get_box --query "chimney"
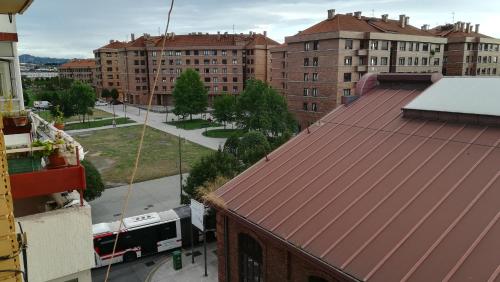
[475,24,480,33]
[466,22,471,33]
[421,24,429,31]
[171,32,175,39]
[263,30,267,37]
[109,40,114,44]
[381,14,388,22]
[130,33,135,41]
[346,12,353,16]
[354,11,362,19]
[460,22,465,32]
[469,25,473,33]
[399,14,406,28]
[405,16,410,26]
[327,9,335,20]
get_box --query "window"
[303,88,310,96]
[304,58,309,66]
[232,59,238,64]
[312,73,318,81]
[467,43,472,51]
[312,88,318,97]
[312,103,317,112]
[205,77,211,82]
[303,103,308,111]
[313,57,318,66]
[313,41,319,50]
[343,89,351,96]
[233,77,238,82]
[415,43,420,51]
[204,59,210,65]
[345,39,353,50]
[344,73,352,82]
[232,50,238,56]
[203,50,210,56]
[422,57,428,66]
[194,59,200,65]
[414,57,419,66]
[379,41,388,50]
[380,57,388,66]
[194,50,199,56]
[399,42,406,51]
[433,58,440,66]
[344,56,352,65]
[232,86,238,93]
[408,57,413,65]
[222,50,227,56]
[0,60,13,97]
[422,43,429,51]
[493,68,497,75]
[370,56,378,66]
[222,59,227,65]
[409,42,414,51]
[186,59,191,65]
[435,44,441,52]
[304,73,309,81]
[399,57,405,65]
[370,40,379,50]
[176,59,182,65]
[304,42,310,51]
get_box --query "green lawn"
[35,108,114,123]
[65,117,135,130]
[202,128,245,138]
[74,125,213,187]
[166,119,221,130]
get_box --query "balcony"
[356,65,368,72]
[356,49,368,56]
[4,111,86,204]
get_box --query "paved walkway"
[90,174,188,224]
[65,122,138,134]
[146,243,218,282]
[96,105,226,150]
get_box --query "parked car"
[34,101,51,109]
[95,100,108,106]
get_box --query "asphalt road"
[92,252,170,282]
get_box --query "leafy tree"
[110,88,119,101]
[82,160,105,201]
[183,150,241,198]
[71,81,96,122]
[101,88,111,100]
[172,69,208,120]
[236,79,296,137]
[223,134,240,157]
[213,93,236,128]
[238,131,271,167]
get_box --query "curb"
[145,255,171,282]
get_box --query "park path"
[95,105,226,150]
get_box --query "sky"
[16,0,500,58]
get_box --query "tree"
[110,88,119,101]
[213,93,236,128]
[82,160,105,201]
[71,81,96,122]
[101,88,110,100]
[183,150,241,198]
[172,69,208,120]
[223,133,240,157]
[238,131,271,167]
[236,79,296,137]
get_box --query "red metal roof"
[216,77,500,281]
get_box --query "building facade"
[270,10,446,129]
[431,22,500,76]
[94,32,279,105]
[59,59,96,84]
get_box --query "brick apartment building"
[59,58,96,84]
[430,22,500,76]
[270,9,447,129]
[212,73,500,282]
[94,32,278,105]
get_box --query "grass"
[166,119,221,130]
[202,128,245,138]
[35,108,114,123]
[65,117,135,130]
[74,125,213,187]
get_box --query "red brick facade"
[215,211,354,282]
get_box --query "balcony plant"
[1,93,30,128]
[32,133,67,169]
[53,106,65,130]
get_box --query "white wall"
[0,14,24,109]
[0,14,17,33]
[16,206,94,282]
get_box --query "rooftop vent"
[327,9,335,19]
[354,11,362,19]
[403,77,500,126]
[381,14,389,22]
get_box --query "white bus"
[92,210,182,267]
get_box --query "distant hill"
[19,54,69,65]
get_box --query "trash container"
[173,250,182,270]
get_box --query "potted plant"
[2,93,30,128]
[53,106,65,130]
[32,133,67,169]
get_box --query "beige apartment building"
[58,58,96,84]
[94,32,279,105]
[271,10,446,129]
[431,22,500,76]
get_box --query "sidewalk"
[96,105,226,150]
[147,243,218,282]
[64,122,138,134]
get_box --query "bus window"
[158,222,177,240]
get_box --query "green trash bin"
[172,250,182,270]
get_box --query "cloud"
[15,0,500,58]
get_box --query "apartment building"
[1,2,94,281]
[271,9,446,129]
[431,22,500,76]
[94,32,279,105]
[58,59,96,84]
